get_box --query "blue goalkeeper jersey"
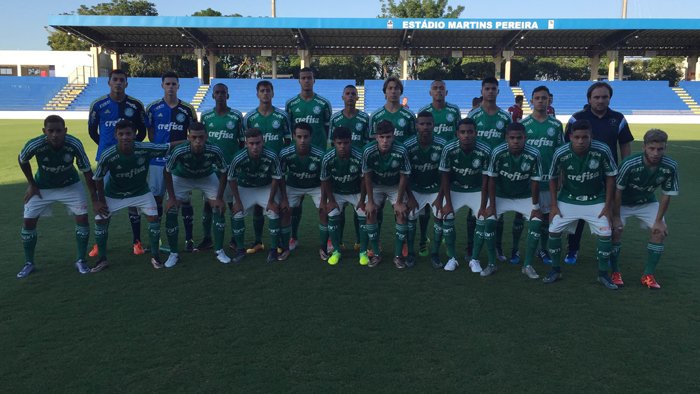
[88,95,147,160]
[146,98,197,166]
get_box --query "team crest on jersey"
[547,127,555,137]
[176,113,186,123]
[521,162,531,172]
[472,158,481,168]
[349,165,358,173]
[124,107,135,117]
[227,121,234,129]
[431,152,440,161]
[398,118,406,127]
[656,176,665,184]
[137,157,145,166]
[446,113,455,122]
[63,154,72,163]
[589,159,599,170]
[116,165,122,170]
[313,106,321,115]
[272,120,281,129]
[391,160,399,168]
[309,163,317,171]
[355,123,364,131]
[496,120,505,129]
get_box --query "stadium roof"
[48,16,700,57]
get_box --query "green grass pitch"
[1,119,699,391]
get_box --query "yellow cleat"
[359,252,369,266]
[328,251,341,265]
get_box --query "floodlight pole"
[271,0,278,78]
[621,0,628,18]
[618,0,628,80]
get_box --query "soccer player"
[320,126,367,265]
[564,82,633,264]
[200,83,244,251]
[163,122,230,268]
[547,93,556,116]
[440,118,491,272]
[244,80,291,255]
[480,123,544,278]
[16,115,96,278]
[403,111,446,267]
[146,71,198,251]
[278,122,325,261]
[92,120,171,272]
[508,95,524,123]
[543,119,619,289]
[369,76,416,142]
[87,69,148,256]
[521,86,564,265]
[612,129,679,289]
[228,128,283,264]
[362,120,412,269]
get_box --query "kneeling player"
[543,120,619,289]
[17,115,96,278]
[92,120,170,272]
[164,122,230,268]
[611,129,679,289]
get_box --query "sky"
[1,0,699,50]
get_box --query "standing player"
[163,122,230,268]
[278,122,325,261]
[403,111,446,267]
[612,129,679,289]
[244,80,291,255]
[146,71,198,251]
[91,120,170,272]
[362,120,412,269]
[228,128,283,264]
[200,83,244,251]
[547,93,556,117]
[16,115,96,278]
[542,120,619,289]
[508,95,524,123]
[87,69,148,256]
[369,76,416,142]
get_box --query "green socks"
[329,214,342,252]
[202,208,213,239]
[292,205,302,239]
[471,218,486,261]
[233,216,246,249]
[213,211,225,251]
[358,216,368,253]
[253,212,264,244]
[366,223,379,254]
[268,218,280,250]
[645,242,664,275]
[484,218,497,265]
[319,224,329,252]
[21,228,37,263]
[75,225,89,261]
[443,218,456,258]
[523,219,542,267]
[597,237,612,272]
[547,234,562,268]
[148,221,161,259]
[394,223,408,257]
[166,208,179,254]
[419,208,430,244]
[407,218,417,256]
[431,219,443,255]
[512,213,525,252]
[610,241,621,272]
[95,221,109,260]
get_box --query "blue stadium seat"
[680,81,700,103]
[0,77,67,111]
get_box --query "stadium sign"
[396,19,549,30]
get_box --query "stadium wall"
[0,50,96,78]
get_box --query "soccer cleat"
[496,248,507,262]
[232,249,246,263]
[597,274,619,290]
[353,242,361,252]
[564,250,578,265]
[319,248,329,261]
[246,242,264,254]
[444,257,459,271]
[393,255,406,269]
[91,258,110,273]
[164,253,179,268]
[611,272,624,286]
[521,264,540,279]
[16,262,35,279]
[328,251,341,266]
[132,240,146,255]
[405,254,416,268]
[289,238,298,251]
[538,249,552,265]
[75,259,90,274]
[327,239,334,254]
[509,249,520,265]
[266,249,279,263]
[402,241,408,258]
[196,237,213,251]
[215,249,231,264]
[431,254,443,269]
[88,244,99,258]
[277,248,291,262]
[641,274,661,289]
[542,269,562,284]
[469,259,483,273]
[150,257,164,269]
[368,254,381,268]
[184,239,196,253]
[480,264,498,277]
[418,239,430,257]
[359,252,369,266]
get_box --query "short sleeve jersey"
[468,106,513,149]
[146,99,198,166]
[522,115,564,188]
[362,141,411,187]
[285,94,333,149]
[565,108,633,164]
[279,145,325,189]
[88,95,147,160]
[616,153,679,206]
[403,135,447,193]
[94,142,169,199]
[329,110,370,150]
[507,105,523,123]
[243,107,291,154]
[549,141,619,205]
[19,134,92,189]
[368,106,416,142]
[165,142,227,179]
[201,107,244,160]
[227,148,282,188]
[320,147,363,195]
[487,143,543,199]
[439,140,491,193]
[417,102,461,141]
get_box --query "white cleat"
[521,264,540,279]
[443,257,459,271]
[164,252,179,268]
[216,249,231,264]
[469,259,483,273]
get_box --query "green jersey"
[549,141,618,205]
[19,134,92,189]
[228,147,282,188]
[320,147,363,195]
[201,107,244,160]
[522,115,564,188]
[487,143,543,199]
[285,93,333,149]
[417,102,461,141]
[166,142,227,179]
[616,153,679,206]
[439,140,491,193]
[329,109,370,150]
[243,107,291,154]
[362,141,411,187]
[403,135,447,193]
[279,145,325,189]
[468,106,512,148]
[368,106,416,142]
[94,142,169,199]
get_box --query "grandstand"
[0,77,67,111]
[68,77,201,110]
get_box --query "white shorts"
[495,197,533,220]
[236,186,280,219]
[620,202,662,230]
[286,185,322,209]
[98,192,158,219]
[449,190,482,215]
[409,191,441,220]
[549,201,611,237]
[222,183,235,204]
[539,190,553,214]
[148,164,165,197]
[24,182,88,218]
[173,173,220,202]
[331,193,366,217]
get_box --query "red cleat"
[641,274,661,289]
[133,240,146,255]
[611,272,624,286]
[88,244,99,257]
